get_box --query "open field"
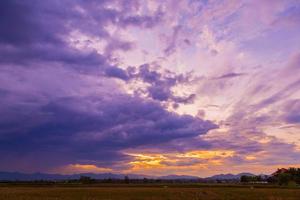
[0,185,299,200]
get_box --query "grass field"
[0,185,300,200]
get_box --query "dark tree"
[124,175,130,184]
[278,173,292,185]
[79,176,95,184]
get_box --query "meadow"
[0,184,299,200]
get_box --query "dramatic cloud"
[0,0,300,176]
[0,0,214,172]
[0,79,216,171]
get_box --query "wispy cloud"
[0,0,300,175]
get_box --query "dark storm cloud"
[0,92,217,170]
[0,0,192,104]
[0,0,63,45]
[0,0,162,44]
[0,0,216,172]
[0,0,162,68]
[0,94,216,149]
[0,44,108,70]
[0,0,105,71]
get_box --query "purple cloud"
[0,0,217,173]
[1,0,300,175]
[215,72,246,79]
[0,90,216,171]
[282,100,300,124]
[127,64,196,104]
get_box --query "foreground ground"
[0,185,299,200]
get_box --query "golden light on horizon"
[56,164,112,175]
[125,150,235,173]
[180,150,235,159]
[245,155,256,161]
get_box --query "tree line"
[241,168,300,185]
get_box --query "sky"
[0,0,300,177]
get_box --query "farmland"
[0,184,299,200]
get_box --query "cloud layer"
[0,0,300,176]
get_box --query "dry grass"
[0,185,299,200]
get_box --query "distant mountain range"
[0,172,152,181]
[204,173,256,180]
[159,174,200,180]
[0,171,260,181]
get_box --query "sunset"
[0,0,300,199]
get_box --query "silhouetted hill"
[0,171,154,181]
[0,171,257,181]
[159,174,200,180]
[206,173,255,180]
